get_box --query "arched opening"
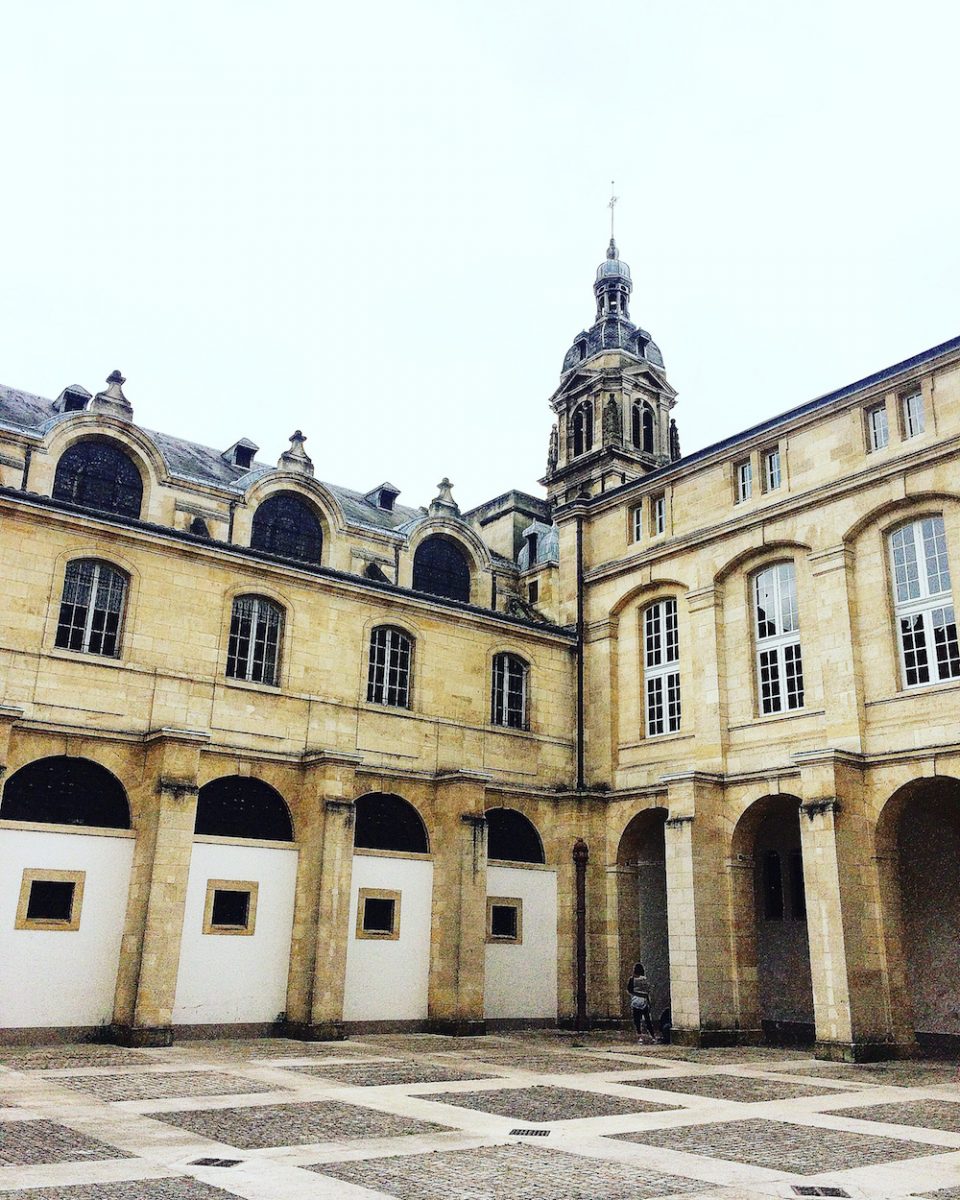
[1,756,130,829]
[412,535,471,603]
[730,794,813,1043]
[616,809,669,1025]
[576,338,588,361]
[876,777,960,1047]
[195,776,294,841]
[486,807,544,863]
[251,491,323,563]
[572,401,593,457]
[354,792,429,854]
[642,405,655,454]
[52,439,143,519]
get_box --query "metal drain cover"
[190,1158,242,1168]
[791,1188,849,1198]
[509,1128,550,1136]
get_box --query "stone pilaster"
[806,547,865,752]
[685,587,726,765]
[427,773,488,1035]
[0,705,24,779]
[111,728,207,1046]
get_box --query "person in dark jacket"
[627,960,656,1041]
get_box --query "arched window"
[195,776,293,841]
[631,402,642,449]
[572,401,593,457]
[642,405,655,454]
[576,338,588,361]
[52,440,143,519]
[251,491,323,563]
[889,516,959,687]
[367,625,412,707]
[486,807,544,863]
[55,559,128,657]
[1,756,130,829]
[753,562,804,714]
[491,652,528,729]
[354,792,429,853]
[226,595,283,685]
[412,536,471,602]
[643,598,681,736]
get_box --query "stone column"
[795,749,907,1060]
[427,772,488,1035]
[111,728,208,1046]
[663,772,740,1046]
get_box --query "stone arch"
[412,534,472,603]
[250,490,324,564]
[354,792,429,854]
[713,539,812,587]
[195,776,294,841]
[615,807,670,1023]
[52,438,145,520]
[729,793,813,1042]
[485,806,544,864]
[841,491,959,546]
[1,755,130,829]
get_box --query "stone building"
[1,239,958,1061]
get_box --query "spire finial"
[608,180,618,243]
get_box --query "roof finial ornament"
[428,476,460,518]
[89,368,133,420]
[607,180,619,258]
[278,429,314,476]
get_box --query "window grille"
[890,517,959,687]
[764,448,781,491]
[650,494,665,536]
[367,626,412,707]
[250,491,322,563]
[736,459,753,502]
[492,653,528,729]
[644,598,680,736]
[867,404,889,450]
[52,440,143,518]
[754,562,804,714]
[55,559,127,657]
[412,536,471,602]
[226,595,283,685]
[901,391,925,438]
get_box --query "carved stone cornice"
[156,777,200,800]
[800,797,842,819]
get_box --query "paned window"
[226,595,283,685]
[52,440,143,518]
[889,517,960,687]
[55,559,127,657]
[412,536,471,602]
[367,626,412,707]
[901,391,925,439]
[764,448,781,491]
[643,598,681,736]
[631,504,643,542]
[650,494,665,536]
[867,404,889,450]
[754,562,804,714]
[251,491,323,563]
[492,652,528,729]
[736,459,752,503]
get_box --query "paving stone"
[155,1099,451,1148]
[0,1047,155,1071]
[625,1074,850,1102]
[459,1052,634,1074]
[420,1083,680,1122]
[613,1117,950,1174]
[312,1142,713,1199]
[0,1181,240,1200]
[181,1038,385,1061]
[0,1119,135,1166]
[784,1061,960,1088]
[55,1071,280,1101]
[915,1189,960,1199]
[837,1098,960,1133]
[291,1062,506,1087]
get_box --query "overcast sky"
[2,1,958,512]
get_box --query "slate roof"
[0,383,426,533]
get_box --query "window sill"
[222,676,281,695]
[48,646,124,668]
[0,819,134,839]
[728,708,825,732]
[360,700,414,716]
[866,678,960,706]
[485,722,533,737]
[619,731,695,751]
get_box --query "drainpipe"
[20,445,32,492]
[573,837,589,1031]
[575,509,586,791]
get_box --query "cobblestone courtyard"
[1,1033,959,1199]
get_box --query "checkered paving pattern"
[917,1189,960,1199]
[180,1038,387,1061]
[836,1097,960,1133]
[626,1073,849,1102]
[291,1061,506,1086]
[54,1071,280,1101]
[420,1083,680,1122]
[0,1182,240,1200]
[0,1119,136,1166]
[154,1099,452,1147]
[0,1047,155,1071]
[783,1061,960,1088]
[311,1142,713,1199]
[613,1117,950,1174]
[453,1051,638,1074]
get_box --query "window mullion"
[81,563,102,653]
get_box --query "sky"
[2,1,958,512]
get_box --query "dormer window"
[54,385,92,414]
[223,439,259,470]
[364,482,401,512]
[576,338,588,361]
[525,532,538,564]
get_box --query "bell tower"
[542,214,679,505]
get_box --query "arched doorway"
[730,794,813,1042]
[876,777,960,1046]
[616,809,669,1024]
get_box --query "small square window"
[650,494,665,536]
[764,448,781,491]
[203,880,258,936]
[486,896,523,944]
[15,869,85,931]
[901,391,924,439]
[867,404,889,450]
[736,459,753,503]
[631,504,643,542]
[356,888,401,939]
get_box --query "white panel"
[173,841,298,1025]
[0,829,134,1028]
[485,865,558,1020]
[343,854,433,1021]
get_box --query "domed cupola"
[594,237,632,316]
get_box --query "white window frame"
[753,562,804,714]
[367,625,413,707]
[650,494,665,536]
[764,447,781,492]
[901,391,924,439]
[226,595,283,685]
[867,403,889,450]
[890,517,960,689]
[491,652,528,729]
[736,459,753,503]
[643,598,680,736]
[55,559,128,658]
[631,503,643,542]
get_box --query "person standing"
[627,961,656,1042]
